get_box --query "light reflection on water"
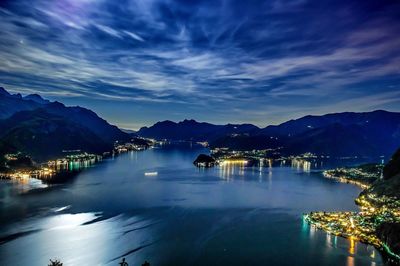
[291,159,311,172]
[302,219,378,266]
[219,163,248,180]
[0,211,158,265]
[0,145,385,265]
[6,177,47,194]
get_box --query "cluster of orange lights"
[219,159,248,165]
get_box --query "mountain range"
[1,86,399,160]
[137,119,259,141]
[138,110,400,157]
[0,87,130,161]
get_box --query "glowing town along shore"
[114,140,152,153]
[305,163,400,262]
[323,171,371,189]
[218,159,249,165]
[322,163,384,189]
[305,195,400,260]
[210,148,319,170]
[47,153,101,171]
[0,152,102,182]
[1,139,155,182]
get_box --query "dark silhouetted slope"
[0,87,130,161]
[137,119,259,141]
[0,87,44,118]
[0,109,111,161]
[213,110,400,156]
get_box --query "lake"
[0,144,383,265]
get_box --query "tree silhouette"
[48,259,63,266]
[119,257,128,266]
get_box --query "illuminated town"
[0,152,102,183]
[323,163,384,189]
[208,148,320,172]
[306,164,400,263]
[0,138,154,183]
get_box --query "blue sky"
[0,0,399,129]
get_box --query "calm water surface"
[0,145,383,265]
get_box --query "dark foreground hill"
[367,148,400,259]
[366,148,400,199]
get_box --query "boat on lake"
[144,171,158,176]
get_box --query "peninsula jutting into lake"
[1,0,400,265]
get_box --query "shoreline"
[304,211,400,263]
[0,142,154,185]
[322,171,370,189]
[305,169,400,264]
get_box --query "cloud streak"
[0,0,399,128]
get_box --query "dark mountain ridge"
[0,87,129,143]
[0,87,45,119]
[23,93,50,104]
[263,111,400,156]
[0,87,130,161]
[1,86,400,159]
[260,110,400,137]
[138,119,259,141]
[0,109,111,161]
[138,110,400,157]
[43,101,129,144]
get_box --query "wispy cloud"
[123,30,145,42]
[0,0,399,128]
